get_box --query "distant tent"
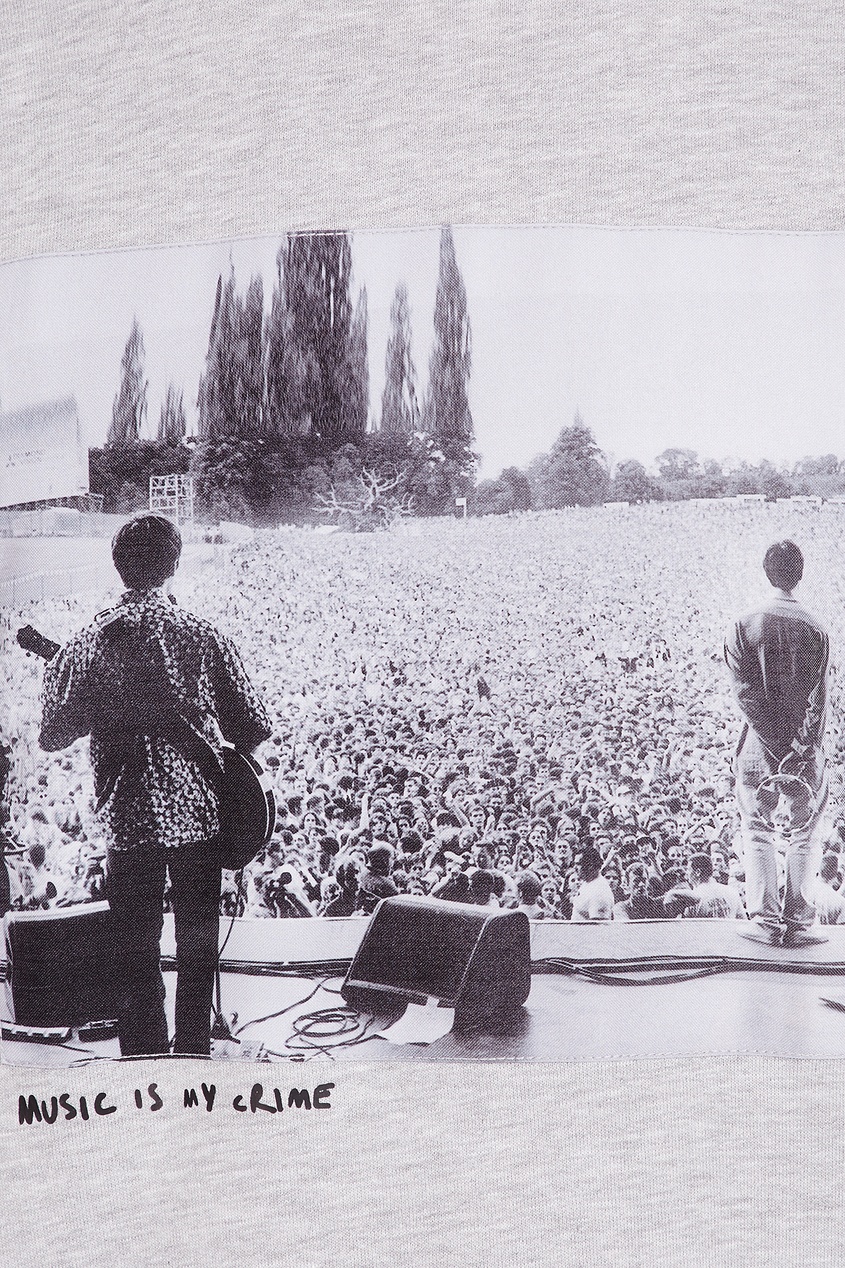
[0,398,87,509]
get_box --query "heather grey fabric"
[3,2,845,1265]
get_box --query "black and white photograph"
[5,223,845,1067]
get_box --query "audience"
[4,502,845,927]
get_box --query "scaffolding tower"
[149,474,195,526]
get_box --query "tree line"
[474,429,845,515]
[94,227,474,523]
[95,235,845,523]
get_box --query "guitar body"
[17,623,276,872]
[217,744,277,872]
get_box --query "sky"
[2,225,845,480]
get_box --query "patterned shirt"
[40,590,272,851]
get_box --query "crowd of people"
[5,500,845,926]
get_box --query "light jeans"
[735,731,827,935]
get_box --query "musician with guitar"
[33,514,272,1057]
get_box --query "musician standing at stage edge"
[725,539,829,947]
[39,514,271,1056]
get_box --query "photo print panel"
[3,224,845,1067]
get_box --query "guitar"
[216,743,276,872]
[16,623,276,871]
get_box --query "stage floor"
[7,919,845,1066]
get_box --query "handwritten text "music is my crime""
[18,1081,335,1125]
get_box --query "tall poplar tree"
[109,318,147,444]
[380,283,417,436]
[197,269,264,439]
[419,226,475,511]
[264,231,366,444]
[158,383,186,444]
[237,275,265,435]
[345,287,369,437]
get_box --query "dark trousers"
[106,846,222,1057]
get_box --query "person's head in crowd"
[564,869,581,902]
[447,871,470,901]
[470,869,497,907]
[486,790,505,820]
[688,853,713,886]
[368,810,391,843]
[404,773,425,799]
[433,810,461,843]
[528,820,550,852]
[112,514,181,592]
[576,846,602,883]
[334,857,359,895]
[358,874,395,913]
[513,817,530,843]
[263,835,286,868]
[516,871,543,907]
[541,876,560,910]
[469,804,487,833]
[474,844,494,872]
[459,826,479,851]
[594,833,612,859]
[626,861,649,899]
[366,844,393,878]
[763,539,804,593]
[408,856,426,881]
[440,851,462,879]
[516,846,535,870]
[636,836,657,861]
[603,859,622,890]
[616,834,638,863]
[555,833,577,866]
[320,876,341,907]
[495,844,513,871]
[392,869,410,894]
[710,846,728,883]
[400,830,423,856]
[662,837,685,870]
[318,835,339,874]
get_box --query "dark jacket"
[724,595,828,770]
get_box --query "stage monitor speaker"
[5,901,118,1028]
[342,895,531,1030]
